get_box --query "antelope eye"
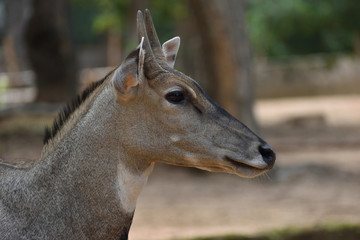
[165,91,186,104]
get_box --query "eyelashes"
[165,90,186,104]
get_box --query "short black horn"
[144,9,166,62]
[136,10,164,80]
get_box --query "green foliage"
[70,0,104,44]
[148,0,187,42]
[91,0,130,34]
[71,0,130,35]
[247,0,360,57]
[70,0,186,46]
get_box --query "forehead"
[147,67,217,112]
[149,68,203,96]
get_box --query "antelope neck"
[42,81,153,214]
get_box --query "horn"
[144,9,166,62]
[137,10,151,51]
[136,10,164,79]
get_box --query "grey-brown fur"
[0,78,134,239]
[0,152,133,239]
[43,71,112,144]
[0,10,275,239]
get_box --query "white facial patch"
[170,135,180,142]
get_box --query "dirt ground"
[1,95,360,240]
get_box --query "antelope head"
[112,10,275,178]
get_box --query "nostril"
[258,144,276,168]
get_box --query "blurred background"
[0,0,359,239]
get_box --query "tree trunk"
[3,34,20,73]
[188,0,258,130]
[3,0,30,72]
[24,0,77,102]
[107,30,122,67]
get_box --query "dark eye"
[165,91,186,104]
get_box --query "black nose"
[258,144,276,169]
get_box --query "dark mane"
[43,70,114,144]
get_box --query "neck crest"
[43,70,114,144]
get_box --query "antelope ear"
[162,36,180,68]
[112,37,145,102]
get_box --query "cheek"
[160,100,176,112]
[145,93,203,134]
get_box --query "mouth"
[224,156,266,171]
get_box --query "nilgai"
[0,10,275,240]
